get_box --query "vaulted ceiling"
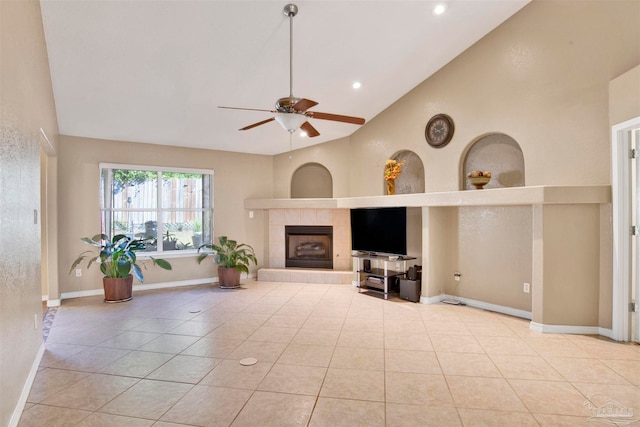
[40,0,530,155]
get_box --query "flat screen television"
[350,207,407,255]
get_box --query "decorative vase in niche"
[386,179,395,195]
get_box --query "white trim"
[61,288,104,300]
[420,294,445,305]
[611,116,640,341]
[9,343,45,427]
[420,294,532,320]
[39,128,55,153]
[134,277,218,292]
[598,327,615,340]
[99,162,214,176]
[41,295,47,302]
[46,299,61,307]
[60,277,219,300]
[530,321,601,335]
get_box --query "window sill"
[137,250,210,260]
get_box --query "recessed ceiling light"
[352,81,362,90]
[433,4,447,15]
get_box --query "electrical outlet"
[249,210,254,219]
[75,268,82,277]
[454,272,461,281]
[523,282,530,293]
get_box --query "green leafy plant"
[70,234,172,282]
[197,236,257,274]
[163,230,178,243]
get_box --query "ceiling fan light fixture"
[274,113,307,133]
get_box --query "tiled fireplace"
[267,208,351,272]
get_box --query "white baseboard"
[9,343,45,427]
[420,294,445,305]
[60,277,218,301]
[46,299,61,307]
[598,328,615,340]
[420,294,532,320]
[530,321,602,335]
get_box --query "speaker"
[363,259,371,272]
[400,279,421,303]
[407,266,417,281]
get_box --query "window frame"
[99,162,214,258]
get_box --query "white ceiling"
[40,0,530,155]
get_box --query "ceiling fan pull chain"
[289,131,293,162]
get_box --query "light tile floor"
[20,280,640,426]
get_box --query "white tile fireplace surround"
[259,208,352,284]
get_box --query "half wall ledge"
[245,185,611,209]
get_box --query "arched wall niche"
[383,150,425,195]
[462,133,525,190]
[290,162,333,198]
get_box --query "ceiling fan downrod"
[283,4,298,100]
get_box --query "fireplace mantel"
[245,185,611,210]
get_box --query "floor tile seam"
[21,403,95,426]
[25,372,93,405]
[146,382,199,425]
[35,374,145,415]
[443,374,535,417]
[504,376,593,415]
[301,305,345,414]
[486,366,568,383]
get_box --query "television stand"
[352,253,416,300]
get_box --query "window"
[100,164,213,254]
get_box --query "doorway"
[612,116,640,342]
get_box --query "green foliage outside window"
[112,170,202,194]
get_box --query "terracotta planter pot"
[218,267,241,289]
[103,275,133,302]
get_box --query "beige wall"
[274,0,639,193]
[57,136,273,295]
[609,65,640,126]
[0,0,59,424]
[273,137,351,198]
[347,0,639,194]
[291,163,333,198]
[271,0,639,321]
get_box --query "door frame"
[611,116,640,341]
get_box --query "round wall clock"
[425,114,455,148]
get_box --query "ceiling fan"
[219,3,365,138]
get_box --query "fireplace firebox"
[285,225,333,269]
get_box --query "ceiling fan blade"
[306,111,365,125]
[293,98,318,112]
[219,106,276,113]
[300,121,320,138]
[240,117,275,131]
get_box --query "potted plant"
[191,219,203,248]
[162,230,178,251]
[70,234,172,302]
[197,236,257,289]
